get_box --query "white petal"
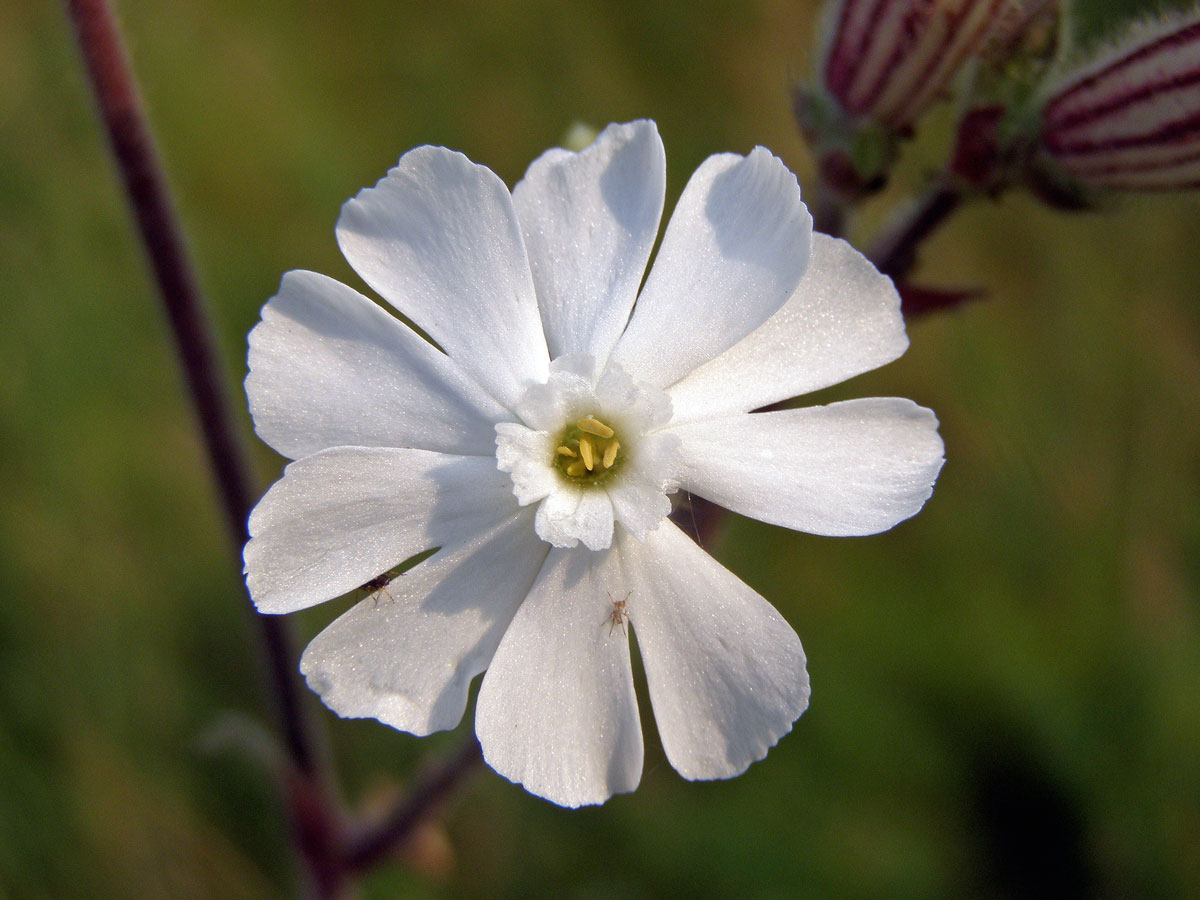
[244,448,518,614]
[617,523,809,780]
[667,234,908,421]
[246,271,508,460]
[668,399,945,537]
[494,422,557,505]
[513,120,666,366]
[511,354,598,432]
[476,546,642,807]
[336,146,549,410]
[594,361,673,434]
[610,148,812,388]
[534,484,615,551]
[605,469,673,542]
[299,510,548,735]
[604,431,681,541]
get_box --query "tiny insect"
[605,591,631,636]
[358,569,402,606]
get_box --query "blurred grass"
[2,0,1199,898]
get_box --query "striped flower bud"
[1040,8,1200,190]
[822,0,1023,131]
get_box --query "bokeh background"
[2,0,1199,897]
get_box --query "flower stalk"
[61,0,321,778]
[63,0,536,886]
[344,735,483,873]
[867,175,964,282]
[59,2,486,893]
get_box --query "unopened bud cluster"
[800,0,1200,200]
[799,0,1042,193]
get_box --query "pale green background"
[1,1,1198,897]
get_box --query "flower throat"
[554,416,623,485]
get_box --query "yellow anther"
[602,439,619,469]
[554,416,624,483]
[578,417,614,439]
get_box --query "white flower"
[243,120,944,808]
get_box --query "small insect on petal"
[605,591,631,636]
[359,570,402,606]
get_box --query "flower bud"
[821,0,1024,131]
[1040,9,1200,190]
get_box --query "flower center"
[553,416,623,485]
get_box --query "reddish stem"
[63,3,489,890]
[62,0,319,781]
[345,736,483,873]
[867,176,963,284]
[58,6,356,892]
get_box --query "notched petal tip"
[475,546,644,807]
[297,512,550,737]
[299,645,449,737]
[611,144,813,389]
[334,142,549,412]
[665,232,911,421]
[514,122,666,365]
[246,269,507,460]
[616,524,811,782]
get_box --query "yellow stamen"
[579,436,595,471]
[566,460,587,478]
[578,417,614,439]
[556,445,577,457]
[602,439,619,469]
